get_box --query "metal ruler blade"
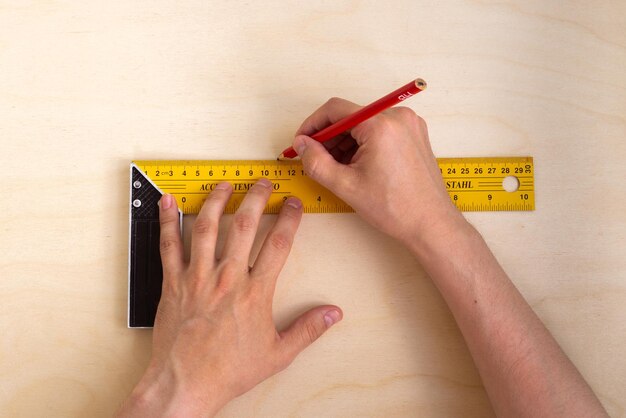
[133,157,535,214]
[128,157,534,327]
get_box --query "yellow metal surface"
[133,157,534,214]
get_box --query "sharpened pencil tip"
[277,153,300,161]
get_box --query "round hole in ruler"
[132,199,142,208]
[502,176,520,192]
[133,180,142,189]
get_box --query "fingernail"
[215,182,231,190]
[160,194,172,209]
[323,309,341,328]
[257,178,272,188]
[294,135,307,155]
[285,197,302,209]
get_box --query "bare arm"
[410,217,607,417]
[292,97,608,417]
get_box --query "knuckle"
[415,113,427,126]
[216,259,245,290]
[204,188,230,205]
[213,281,232,300]
[393,106,416,119]
[160,216,179,230]
[304,156,321,178]
[393,106,427,129]
[233,212,256,233]
[192,218,217,235]
[268,232,292,251]
[326,96,343,108]
[302,321,320,345]
[247,278,266,297]
[412,113,427,130]
[159,236,179,254]
[371,113,396,133]
[214,275,237,298]
[207,190,223,201]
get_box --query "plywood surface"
[1,1,625,416]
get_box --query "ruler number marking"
[136,158,534,213]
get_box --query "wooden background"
[1,1,624,416]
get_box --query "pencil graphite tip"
[277,153,300,161]
[415,78,427,90]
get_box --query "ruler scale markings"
[133,157,534,214]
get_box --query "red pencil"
[278,78,427,159]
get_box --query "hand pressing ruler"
[128,157,534,327]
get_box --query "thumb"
[293,135,352,195]
[279,305,342,361]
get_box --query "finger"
[159,194,184,276]
[296,97,362,137]
[279,306,343,362]
[189,182,233,271]
[221,179,272,264]
[292,135,353,196]
[251,197,303,290]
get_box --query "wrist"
[403,209,475,263]
[117,365,224,418]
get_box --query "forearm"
[408,217,607,417]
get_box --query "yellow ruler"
[128,156,534,327]
[132,157,534,213]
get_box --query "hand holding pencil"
[289,78,465,246]
[279,78,427,159]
